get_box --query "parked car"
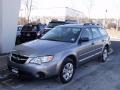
[42,20,77,35]
[19,23,43,43]
[15,25,23,45]
[17,25,23,36]
[8,23,110,83]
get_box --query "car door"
[91,27,103,55]
[77,27,94,61]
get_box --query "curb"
[0,53,9,56]
[111,37,120,41]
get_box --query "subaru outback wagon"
[8,23,111,83]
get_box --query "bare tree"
[24,0,33,22]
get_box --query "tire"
[101,47,108,62]
[59,58,75,84]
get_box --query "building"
[19,7,86,24]
[0,0,20,53]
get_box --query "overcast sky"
[20,0,120,19]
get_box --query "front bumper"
[8,59,58,78]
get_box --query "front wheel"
[59,58,75,84]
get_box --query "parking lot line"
[1,78,24,89]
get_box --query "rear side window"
[91,27,101,39]
[98,28,107,36]
[81,28,92,40]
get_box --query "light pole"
[105,9,107,28]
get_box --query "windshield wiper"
[40,38,73,43]
[40,38,59,41]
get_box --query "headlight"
[29,56,54,64]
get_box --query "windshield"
[47,22,65,28]
[41,27,81,43]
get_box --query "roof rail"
[83,23,101,26]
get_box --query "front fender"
[55,50,77,74]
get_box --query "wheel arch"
[105,44,110,52]
[56,54,77,74]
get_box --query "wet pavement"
[0,39,120,90]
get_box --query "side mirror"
[79,37,89,43]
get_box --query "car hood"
[13,39,73,57]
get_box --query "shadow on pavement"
[111,40,120,55]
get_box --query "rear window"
[47,22,65,28]
[22,25,38,32]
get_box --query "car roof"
[50,21,66,23]
[57,23,102,28]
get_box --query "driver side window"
[81,28,92,40]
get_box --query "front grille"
[11,54,28,64]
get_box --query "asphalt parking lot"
[0,39,120,90]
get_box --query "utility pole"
[116,18,119,31]
[105,9,107,28]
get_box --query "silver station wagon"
[8,23,111,83]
